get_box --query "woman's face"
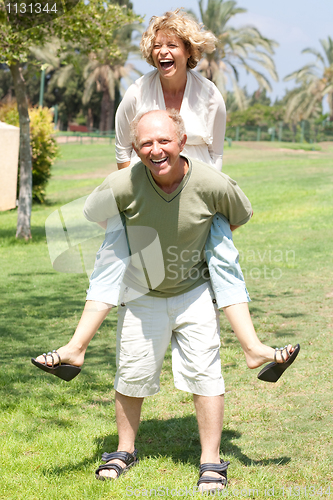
[151,31,190,79]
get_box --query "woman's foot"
[34,344,85,368]
[244,343,295,370]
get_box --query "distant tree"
[0,0,140,239]
[30,15,142,132]
[284,37,333,122]
[82,22,143,132]
[227,102,284,127]
[224,88,248,113]
[29,41,92,128]
[190,0,278,110]
[249,88,271,107]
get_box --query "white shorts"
[114,283,225,398]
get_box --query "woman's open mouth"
[159,60,174,70]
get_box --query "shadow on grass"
[41,417,291,478]
[96,420,291,468]
[278,312,305,318]
[0,225,47,244]
[0,343,118,417]
[0,267,118,392]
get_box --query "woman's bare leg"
[34,300,113,366]
[222,303,294,369]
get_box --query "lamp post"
[39,64,48,107]
[54,104,58,130]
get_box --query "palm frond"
[196,0,278,103]
[283,36,333,120]
[230,74,249,110]
[302,47,325,66]
[54,64,74,88]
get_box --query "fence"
[55,121,333,145]
[226,121,333,143]
[55,130,115,144]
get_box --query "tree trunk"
[292,122,297,142]
[329,92,333,122]
[99,88,111,132]
[9,62,32,240]
[87,107,94,130]
[108,98,114,132]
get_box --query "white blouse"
[115,69,226,172]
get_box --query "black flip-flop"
[257,344,300,383]
[31,350,81,382]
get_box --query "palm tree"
[283,37,333,122]
[31,21,143,131]
[82,27,142,132]
[82,21,143,132]
[30,40,90,126]
[192,0,278,110]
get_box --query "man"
[83,109,253,490]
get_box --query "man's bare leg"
[97,392,144,479]
[34,300,113,367]
[194,394,225,491]
[223,303,295,369]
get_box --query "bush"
[227,103,285,128]
[0,102,59,203]
[29,107,59,202]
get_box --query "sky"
[130,0,333,106]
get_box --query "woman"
[116,10,225,170]
[32,9,299,489]
[85,9,296,369]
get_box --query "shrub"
[29,107,59,202]
[0,102,59,203]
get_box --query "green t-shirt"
[84,155,252,298]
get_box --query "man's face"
[133,112,186,180]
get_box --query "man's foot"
[197,460,229,493]
[244,343,295,370]
[34,344,84,368]
[95,450,138,480]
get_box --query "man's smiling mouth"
[151,157,168,165]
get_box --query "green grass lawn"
[0,142,333,499]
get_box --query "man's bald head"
[130,109,186,149]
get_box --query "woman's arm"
[207,85,227,171]
[115,84,138,166]
[117,161,131,170]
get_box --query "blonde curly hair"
[140,9,217,70]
